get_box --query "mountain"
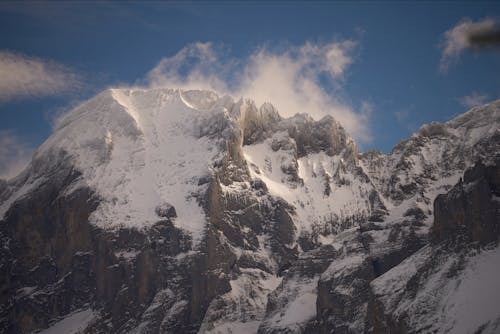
[0,88,499,333]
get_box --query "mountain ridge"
[0,88,499,333]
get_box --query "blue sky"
[1,2,499,178]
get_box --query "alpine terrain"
[0,88,499,334]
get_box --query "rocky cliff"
[368,161,500,334]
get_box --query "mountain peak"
[4,87,360,243]
[1,88,499,334]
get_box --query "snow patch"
[372,245,500,334]
[39,309,97,334]
[438,246,500,334]
[201,268,282,334]
[243,135,372,236]
[30,88,238,247]
[267,276,319,329]
[0,176,45,219]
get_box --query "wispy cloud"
[0,130,33,180]
[360,101,373,115]
[394,110,409,122]
[146,40,372,144]
[458,91,489,108]
[440,18,499,72]
[0,51,81,103]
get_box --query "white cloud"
[440,18,498,72]
[146,40,372,144]
[0,131,33,180]
[458,91,489,108]
[0,51,80,102]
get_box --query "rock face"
[0,89,499,333]
[432,161,500,244]
[367,161,500,334]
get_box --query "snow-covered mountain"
[0,88,499,333]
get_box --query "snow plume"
[0,130,33,180]
[459,91,489,109]
[0,51,81,103]
[147,41,372,144]
[147,42,228,92]
[440,18,499,72]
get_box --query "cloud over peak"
[0,51,81,103]
[146,40,372,144]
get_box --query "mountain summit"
[1,89,499,333]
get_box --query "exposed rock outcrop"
[432,161,500,244]
[367,160,500,334]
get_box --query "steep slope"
[0,88,381,333]
[313,100,500,332]
[0,88,249,333]
[0,89,499,333]
[28,89,236,242]
[368,161,500,333]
